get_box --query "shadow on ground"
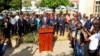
[4,45,38,56]
[53,36,57,48]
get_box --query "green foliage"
[0,0,5,5]
[39,0,69,9]
[23,1,32,7]
[0,0,22,11]
[0,0,11,11]
[23,32,38,43]
[68,2,74,7]
[9,0,22,10]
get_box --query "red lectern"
[39,26,54,52]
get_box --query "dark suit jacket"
[29,18,36,25]
[17,19,26,28]
[84,20,91,30]
[59,18,65,27]
[2,19,10,30]
[40,16,50,26]
[53,16,59,25]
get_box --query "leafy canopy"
[39,0,70,9]
[0,0,22,11]
[23,1,32,7]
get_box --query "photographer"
[81,19,100,56]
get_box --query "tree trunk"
[53,8,56,13]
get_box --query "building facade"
[79,0,100,16]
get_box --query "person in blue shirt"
[36,15,41,30]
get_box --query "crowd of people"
[0,11,100,56]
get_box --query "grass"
[10,31,39,44]
[23,32,39,44]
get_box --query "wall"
[79,0,95,16]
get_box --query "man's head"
[90,14,95,19]
[83,16,88,21]
[92,19,100,31]
[19,13,23,19]
[76,22,82,29]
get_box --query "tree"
[9,0,22,10]
[23,1,32,7]
[22,1,32,11]
[0,0,22,11]
[0,0,11,12]
[68,2,74,7]
[39,0,70,12]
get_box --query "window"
[96,1,100,4]
[95,1,100,14]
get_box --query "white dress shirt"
[89,32,100,50]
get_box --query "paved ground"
[4,32,73,56]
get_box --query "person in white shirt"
[15,14,19,22]
[81,19,100,56]
[10,15,17,34]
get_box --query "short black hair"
[75,22,82,27]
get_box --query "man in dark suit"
[53,13,59,35]
[24,14,30,33]
[40,13,50,28]
[29,14,36,33]
[83,16,91,30]
[59,14,65,36]
[17,14,25,38]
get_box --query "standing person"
[49,13,54,26]
[40,12,50,28]
[78,12,82,21]
[36,15,41,30]
[81,16,91,56]
[2,16,10,43]
[24,13,30,33]
[66,13,71,32]
[29,13,36,33]
[81,19,100,56]
[17,13,25,43]
[15,12,19,21]
[70,17,78,48]
[14,12,19,33]
[83,16,91,30]
[53,13,59,35]
[89,14,96,32]
[9,15,17,34]
[74,22,85,56]
[59,14,65,36]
